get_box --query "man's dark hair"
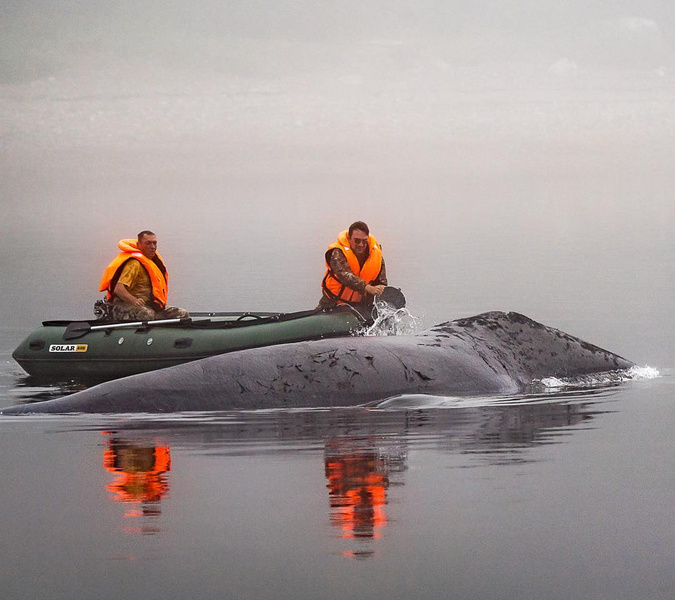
[348,221,369,237]
[137,230,156,240]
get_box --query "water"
[1,384,673,600]
[2,4,675,598]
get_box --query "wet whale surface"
[1,311,634,414]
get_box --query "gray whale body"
[2,312,634,414]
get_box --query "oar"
[63,318,191,341]
[377,286,406,309]
[189,311,281,318]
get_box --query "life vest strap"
[322,270,345,301]
[322,269,361,305]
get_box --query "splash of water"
[537,365,660,390]
[356,303,421,337]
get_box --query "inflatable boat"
[12,306,365,382]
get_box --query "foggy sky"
[1,1,674,366]
[3,0,674,156]
[2,0,674,85]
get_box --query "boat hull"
[12,307,364,382]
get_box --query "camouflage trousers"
[111,302,190,322]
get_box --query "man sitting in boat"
[319,221,387,312]
[99,231,189,321]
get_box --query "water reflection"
[8,374,89,403]
[66,391,616,559]
[101,432,171,535]
[324,437,407,559]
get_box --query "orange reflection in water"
[102,432,171,535]
[325,439,398,558]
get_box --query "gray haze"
[1,1,674,367]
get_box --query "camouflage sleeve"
[328,249,367,294]
[373,257,388,287]
[328,251,388,292]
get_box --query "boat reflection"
[101,432,171,535]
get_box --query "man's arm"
[113,260,147,307]
[329,251,386,296]
[372,257,388,287]
[113,282,146,307]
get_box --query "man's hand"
[365,284,385,296]
[114,282,146,307]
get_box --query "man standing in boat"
[319,221,387,312]
[100,231,189,321]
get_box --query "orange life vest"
[99,239,168,309]
[322,230,382,305]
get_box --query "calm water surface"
[1,380,673,600]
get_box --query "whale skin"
[1,311,634,414]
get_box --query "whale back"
[429,311,632,384]
[1,311,634,414]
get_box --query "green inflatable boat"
[12,306,365,382]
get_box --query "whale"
[1,311,634,414]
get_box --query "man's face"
[348,229,369,259]
[138,234,158,259]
